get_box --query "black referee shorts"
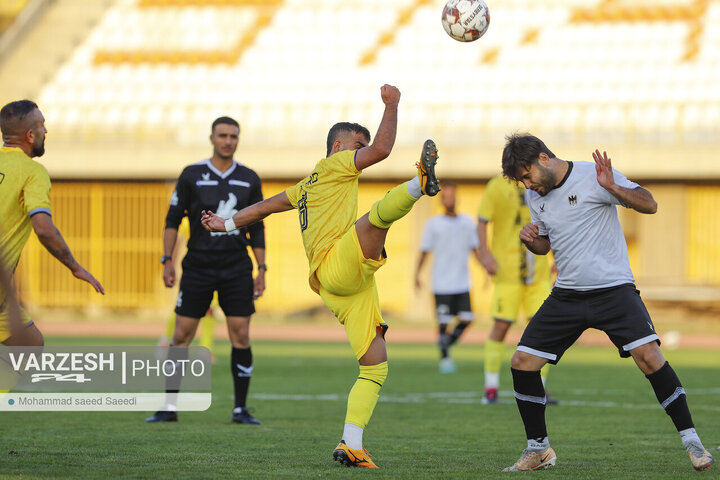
[175,250,255,319]
[518,283,660,364]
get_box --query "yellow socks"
[344,362,388,429]
[368,182,418,229]
[540,363,550,384]
[484,339,505,377]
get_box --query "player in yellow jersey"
[201,84,440,469]
[0,100,104,346]
[477,175,553,404]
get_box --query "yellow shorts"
[317,226,386,360]
[491,281,552,323]
[0,303,33,342]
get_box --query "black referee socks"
[231,347,253,409]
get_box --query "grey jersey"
[525,161,639,290]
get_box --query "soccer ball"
[441,0,490,43]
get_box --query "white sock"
[680,428,702,449]
[342,423,364,450]
[485,372,500,389]
[541,376,547,387]
[528,437,549,450]
[407,176,422,199]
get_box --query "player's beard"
[31,136,45,157]
[535,166,556,196]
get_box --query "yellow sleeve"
[477,176,499,222]
[24,162,52,216]
[284,179,303,208]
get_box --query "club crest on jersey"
[568,195,578,207]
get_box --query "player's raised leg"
[631,342,714,472]
[355,139,440,261]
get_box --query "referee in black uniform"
[146,116,265,424]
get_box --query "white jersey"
[525,161,639,290]
[420,214,479,294]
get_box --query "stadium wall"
[13,179,720,321]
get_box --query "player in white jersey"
[499,133,713,473]
[415,182,481,373]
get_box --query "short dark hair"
[211,116,240,133]
[325,122,370,157]
[501,133,556,181]
[0,100,38,139]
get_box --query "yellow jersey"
[285,150,361,293]
[477,175,550,285]
[0,147,51,271]
[0,146,52,302]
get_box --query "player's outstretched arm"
[354,84,400,171]
[593,149,657,214]
[31,213,105,294]
[202,191,293,233]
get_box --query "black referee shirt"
[165,159,265,253]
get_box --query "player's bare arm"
[162,227,178,287]
[31,213,105,294]
[519,222,551,255]
[251,246,266,299]
[593,149,658,214]
[202,191,293,232]
[354,84,400,171]
[414,250,429,290]
[476,219,498,275]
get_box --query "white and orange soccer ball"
[441,0,490,43]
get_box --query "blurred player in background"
[476,174,554,404]
[414,182,481,373]
[0,100,104,347]
[201,84,440,469]
[501,134,713,472]
[157,218,217,361]
[146,116,265,425]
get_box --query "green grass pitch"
[1,337,717,479]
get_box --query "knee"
[172,325,195,346]
[359,361,388,387]
[228,327,250,348]
[510,351,533,370]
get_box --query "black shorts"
[434,292,474,323]
[518,284,660,364]
[175,250,255,319]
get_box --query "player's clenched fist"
[380,84,400,106]
[519,222,539,244]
